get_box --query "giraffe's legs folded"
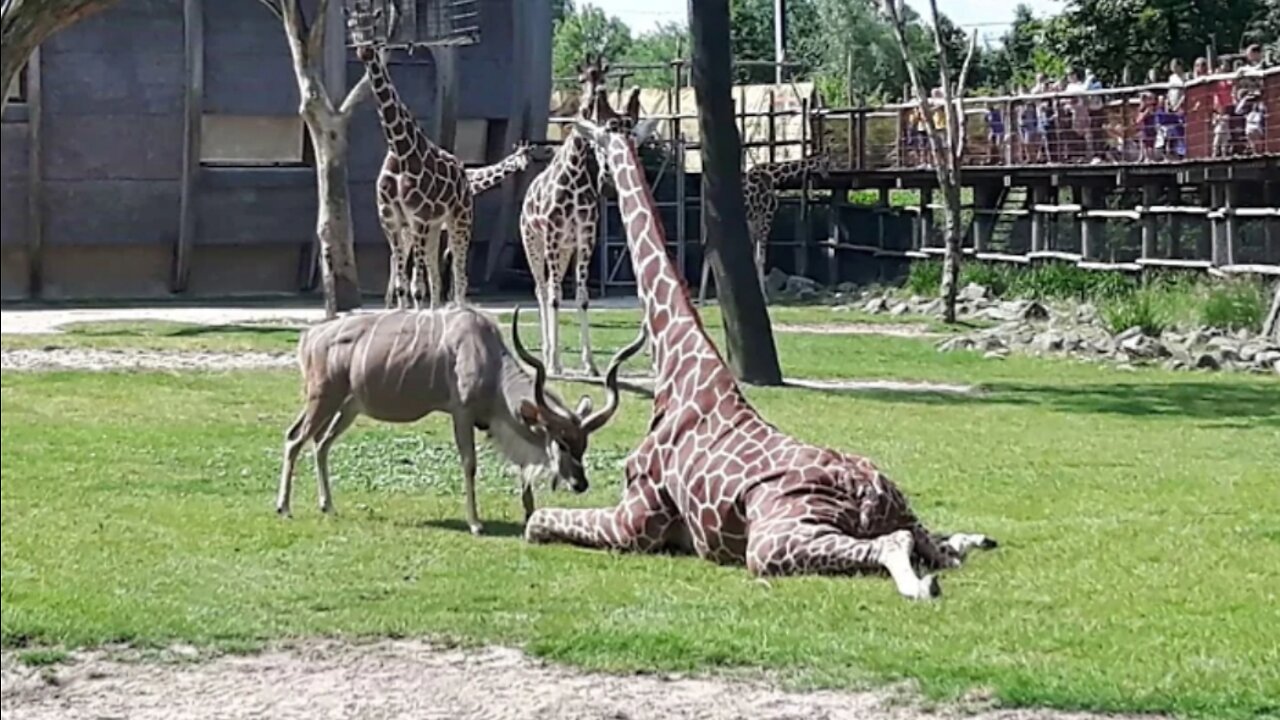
[525,473,680,552]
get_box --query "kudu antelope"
[276,305,646,535]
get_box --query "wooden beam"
[25,47,43,297]
[1140,183,1160,261]
[171,0,202,293]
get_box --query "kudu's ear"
[575,395,593,416]
[633,116,662,145]
[623,86,642,122]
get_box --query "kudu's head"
[509,307,646,493]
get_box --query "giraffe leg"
[746,519,940,601]
[546,274,564,376]
[448,211,472,306]
[376,191,406,309]
[574,226,600,376]
[524,473,680,552]
[418,222,445,310]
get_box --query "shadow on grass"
[831,380,1280,424]
[417,518,527,538]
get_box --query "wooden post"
[766,90,776,165]
[919,187,933,249]
[1210,184,1225,266]
[827,186,845,283]
[1167,182,1182,258]
[795,96,810,277]
[876,186,889,249]
[1080,185,1104,261]
[1140,183,1160,261]
[1223,182,1237,267]
[171,0,202,293]
[1197,185,1212,260]
[1267,181,1280,264]
[856,109,866,170]
[1030,185,1048,253]
[24,48,44,298]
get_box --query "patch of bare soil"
[0,348,294,372]
[0,641,1161,720]
[773,322,944,338]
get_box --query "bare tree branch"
[1,0,120,111]
[256,0,284,22]
[306,0,329,64]
[953,31,978,161]
[339,71,373,119]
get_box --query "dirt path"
[0,641,1158,720]
[0,348,978,396]
[1,305,935,339]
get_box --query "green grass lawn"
[2,318,1279,719]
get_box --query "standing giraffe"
[698,153,832,303]
[524,115,995,601]
[348,5,472,310]
[519,58,657,375]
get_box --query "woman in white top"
[1166,58,1187,113]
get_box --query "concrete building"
[0,0,552,300]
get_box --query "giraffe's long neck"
[358,47,424,158]
[467,150,529,195]
[604,136,737,400]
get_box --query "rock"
[958,283,991,302]
[1194,352,1222,371]
[1162,358,1187,371]
[920,298,945,316]
[1119,333,1168,359]
[783,274,819,297]
[1075,303,1100,324]
[889,302,910,316]
[1032,331,1065,353]
[937,336,975,352]
[1018,300,1050,321]
[765,267,790,297]
[863,297,890,314]
[983,350,1008,360]
[978,336,1007,352]
[836,281,860,294]
[832,304,852,313]
[1115,326,1146,342]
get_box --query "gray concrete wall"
[0,0,552,301]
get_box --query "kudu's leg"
[451,414,483,535]
[313,401,358,515]
[276,410,308,517]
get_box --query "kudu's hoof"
[469,523,485,537]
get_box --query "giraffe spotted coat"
[525,119,995,601]
[349,7,472,310]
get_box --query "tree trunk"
[307,115,363,317]
[688,0,783,386]
[939,183,962,324]
[1,0,119,112]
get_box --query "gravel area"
[0,641,1160,720]
[1,348,294,372]
[772,322,944,338]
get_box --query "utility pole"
[773,0,786,84]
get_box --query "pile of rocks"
[851,281,1279,375]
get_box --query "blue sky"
[586,0,1064,42]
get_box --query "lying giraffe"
[698,153,832,303]
[525,114,996,601]
[348,3,472,310]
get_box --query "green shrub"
[959,262,1012,296]
[1200,280,1266,332]
[1101,290,1169,336]
[906,259,942,296]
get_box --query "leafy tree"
[625,22,688,88]
[1056,0,1264,82]
[551,0,574,25]
[552,3,633,80]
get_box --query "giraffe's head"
[509,307,647,493]
[345,0,397,59]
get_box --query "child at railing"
[1136,91,1158,162]
[1038,83,1059,163]
[985,104,1006,165]
[1017,100,1039,164]
[1241,91,1266,155]
[1210,67,1236,157]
